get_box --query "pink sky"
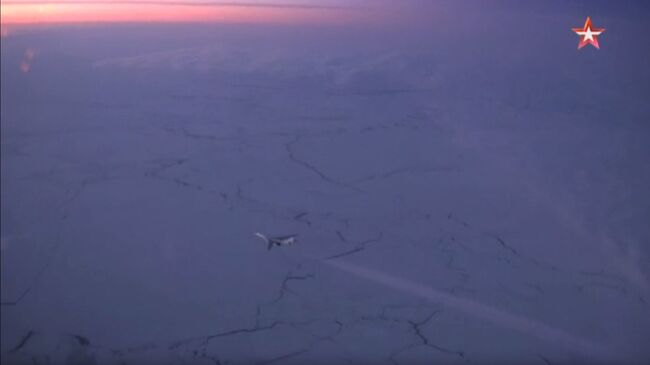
[0,0,372,25]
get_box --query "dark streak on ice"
[538,354,553,365]
[336,230,347,242]
[326,247,365,260]
[293,212,311,226]
[9,331,35,353]
[284,134,362,193]
[256,348,310,365]
[488,234,517,255]
[407,311,464,358]
[68,334,91,347]
[0,287,31,306]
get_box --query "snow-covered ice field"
[2,2,650,364]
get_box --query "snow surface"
[2,2,650,364]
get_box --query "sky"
[3,0,646,29]
[0,0,371,24]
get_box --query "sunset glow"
[0,1,363,25]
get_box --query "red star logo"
[572,17,605,49]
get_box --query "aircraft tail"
[254,232,269,243]
[254,232,269,242]
[255,232,275,250]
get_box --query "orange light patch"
[20,48,36,73]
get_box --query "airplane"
[254,232,297,250]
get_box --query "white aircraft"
[254,232,297,250]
